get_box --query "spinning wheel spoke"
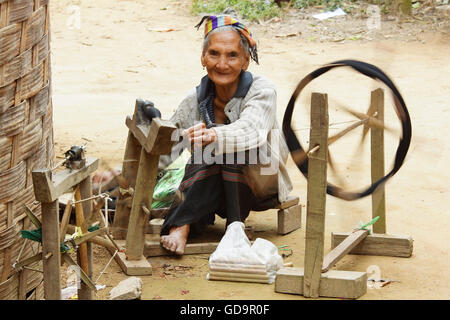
[336,102,396,134]
[327,149,348,189]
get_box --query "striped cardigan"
[159,74,293,203]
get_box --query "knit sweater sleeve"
[212,86,277,155]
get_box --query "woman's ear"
[200,53,206,68]
[242,54,250,71]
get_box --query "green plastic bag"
[151,150,190,209]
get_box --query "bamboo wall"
[0,0,54,300]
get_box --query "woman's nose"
[216,56,228,69]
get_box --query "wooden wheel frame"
[282,60,412,201]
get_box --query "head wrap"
[195,15,259,64]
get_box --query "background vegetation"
[191,0,435,22]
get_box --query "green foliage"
[292,0,346,10]
[191,0,282,22]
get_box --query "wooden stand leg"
[41,201,62,300]
[112,131,141,239]
[125,150,158,260]
[76,177,94,300]
[370,88,387,234]
[118,150,158,275]
[303,93,329,298]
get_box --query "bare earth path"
[49,0,449,300]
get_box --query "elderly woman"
[159,15,292,255]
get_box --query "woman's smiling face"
[201,29,250,89]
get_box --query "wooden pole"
[112,131,141,239]
[41,200,62,300]
[125,150,159,260]
[74,184,92,300]
[79,177,93,299]
[370,88,386,234]
[303,93,329,298]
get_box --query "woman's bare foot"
[160,224,190,255]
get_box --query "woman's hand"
[182,123,217,148]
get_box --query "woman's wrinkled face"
[201,30,250,89]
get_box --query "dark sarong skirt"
[160,157,279,236]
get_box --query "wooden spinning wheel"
[283,60,412,201]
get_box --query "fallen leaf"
[275,32,300,38]
[181,290,190,295]
[147,27,179,32]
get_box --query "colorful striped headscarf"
[195,15,259,64]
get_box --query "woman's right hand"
[182,123,217,148]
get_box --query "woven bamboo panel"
[0,0,54,300]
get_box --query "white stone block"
[109,276,143,300]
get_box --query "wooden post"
[112,131,141,239]
[303,93,329,298]
[74,179,94,300]
[41,200,62,300]
[125,151,158,260]
[370,88,386,234]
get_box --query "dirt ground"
[49,0,449,300]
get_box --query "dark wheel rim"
[282,59,412,200]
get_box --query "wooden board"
[142,240,219,257]
[303,93,329,298]
[111,131,141,239]
[113,252,152,276]
[146,218,164,234]
[275,195,299,209]
[322,229,368,272]
[331,232,413,258]
[275,267,367,299]
[370,88,387,234]
[125,151,158,260]
[125,114,176,155]
[277,204,302,235]
[32,156,98,202]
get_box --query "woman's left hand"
[182,123,217,148]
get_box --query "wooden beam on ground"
[331,232,413,258]
[303,92,329,298]
[144,240,219,257]
[322,229,368,273]
[275,267,367,299]
[370,88,387,234]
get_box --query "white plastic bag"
[208,221,283,283]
